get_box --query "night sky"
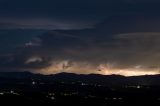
[1,0,160,76]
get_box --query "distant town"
[0,72,160,105]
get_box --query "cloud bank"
[1,1,160,76]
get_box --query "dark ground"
[0,72,160,106]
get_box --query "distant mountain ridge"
[0,71,160,86]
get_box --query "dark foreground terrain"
[0,72,160,105]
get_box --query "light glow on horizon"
[103,68,160,76]
[36,60,160,76]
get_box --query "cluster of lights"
[0,90,20,96]
[46,92,55,100]
[105,97,123,100]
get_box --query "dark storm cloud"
[3,18,160,72]
[0,29,45,54]
[0,0,108,29]
[0,18,97,30]
[1,0,160,30]
[1,0,160,75]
